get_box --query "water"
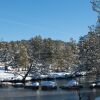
[0,75,100,100]
[0,87,79,100]
[0,87,99,100]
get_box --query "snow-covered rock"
[25,76,32,81]
[66,80,79,87]
[90,82,100,88]
[40,81,57,90]
[40,81,57,87]
[25,82,39,89]
[60,79,83,90]
[32,82,39,86]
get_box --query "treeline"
[0,31,100,73]
[0,36,79,72]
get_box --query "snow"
[40,81,57,87]
[65,80,79,87]
[75,71,87,76]
[40,75,48,78]
[13,75,32,81]
[48,72,68,78]
[0,71,15,81]
[32,82,39,86]
[15,83,23,85]
[91,83,96,87]
[25,76,32,81]
[25,82,39,86]
[13,75,23,80]
[7,66,13,71]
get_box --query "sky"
[0,0,98,42]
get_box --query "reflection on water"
[0,75,100,100]
[0,88,79,100]
[0,88,97,100]
[0,88,98,100]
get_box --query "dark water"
[0,88,79,100]
[0,75,100,100]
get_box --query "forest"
[0,0,100,75]
[0,29,99,74]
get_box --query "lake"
[0,75,100,100]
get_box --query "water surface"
[0,75,100,100]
